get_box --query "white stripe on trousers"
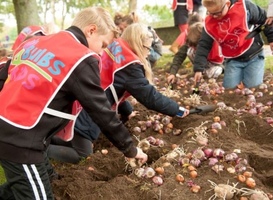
[23,164,47,200]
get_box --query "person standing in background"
[265,0,273,26]
[193,0,206,19]
[169,0,193,54]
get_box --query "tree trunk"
[12,0,40,34]
[128,0,137,13]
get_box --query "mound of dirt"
[51,68,273,200]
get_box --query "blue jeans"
[223,50,265,89]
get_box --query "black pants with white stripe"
[0,159,54,200]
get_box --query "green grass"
[157,52,273,72]
[265,56,273,73]
[0,165,6,184]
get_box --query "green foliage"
[251,0,268,9]
[143,5,172,20]
[0,0,14,32]
[0,22,3,33]
[0,0,14,15]
[265,56,273,73]
[142,5,173,28]
[0,166,6,184]
[156,53,173,69]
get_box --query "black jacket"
[75,53,181,140]
[194,0,273,72]
[169,44,189,75]
[106,63,180,116]
[0,26,137,164]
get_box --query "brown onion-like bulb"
[176,174,185,183]
[155,167,164,175]
[190,170,198,178]
[237,174,246,183]
[246,177,256,188]
[133,126,141,133]
[188,165,196,171]
[243,171,253,178]
[213,116,221,122]
[190,184,201,193]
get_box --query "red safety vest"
[0,31,98,132]
[208,42,224,64]
[204,0,254,58]
[12,25,47,51]
[172,0,193,12]
[101,38,142,110]
[57,39,142,141]
[188,41,224,64]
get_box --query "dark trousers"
[47,133,93,164]
[0,159,54,200]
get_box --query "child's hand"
[134,147,148,165]
[194,72,203,83]
[167,74,175,84]
[265,17,273,26]
[128,111,139,119]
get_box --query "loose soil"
[52,66,273,200]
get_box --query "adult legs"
[170,24,188,54]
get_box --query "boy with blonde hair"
[0,7,147,199]
[193,0,273,88]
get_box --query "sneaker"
[205,65,223,79]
